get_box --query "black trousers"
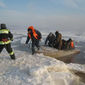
[0,43,15,59]
[32,40,40,54]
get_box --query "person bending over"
[25,26,42,55]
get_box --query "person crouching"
[45,32,56,47]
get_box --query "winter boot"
[10,54,16,60]
[32,48,35,55]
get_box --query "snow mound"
[0,53,83,85]
[29,55,79,85]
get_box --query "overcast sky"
[0,0,85,32]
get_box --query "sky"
[0,0,85,32]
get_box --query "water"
[72,42,85,84]
[72,41,85,64]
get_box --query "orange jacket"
[28,26,38,39]
[71,41,74,48]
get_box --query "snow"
[0,31,85,85]
[61,31,85,42]
[67,63,85,73]
[0,54,80,85]
[21,37,27,44]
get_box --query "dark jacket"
[45,33,56,47]
[55,31,62,43]
[54,31,62,50]
[62,39,67,50]
[0,24,13,45]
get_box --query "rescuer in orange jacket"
[67,38,75,49]
[25,26,42,54]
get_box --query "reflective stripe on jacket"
[0,29,11,45]
[10,51,14,55]
[0,29,9,34]
[0,40,11,45]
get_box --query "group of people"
[45,31,75,50]
[0,24,74,60]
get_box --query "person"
[62,39,67,50]
[0,24,15,60]
[54,31,62,50]
[25,26,42,55]
[67,38,75,49]
[45,32,56,47]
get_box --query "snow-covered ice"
[61,31,85,42]
[0,31,85,85]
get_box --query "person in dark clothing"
[54,31,62,50]
[45,32,56,47]
[62,39,67,50]
[0,24,15,60]
[25,26,42,55]
[67,38,75,50]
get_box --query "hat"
[1,24,6,29]
[28,28,32,32]
[55,31,59,35]
[28,26,34,32]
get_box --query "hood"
[28,26,35,33]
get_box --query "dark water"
[72,41,85,64]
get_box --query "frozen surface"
[0,31,85,85]
[61,31,85,42]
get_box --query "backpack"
[35,29,42,40]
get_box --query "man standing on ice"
[25,26,42,55]
[0,24,15,60]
